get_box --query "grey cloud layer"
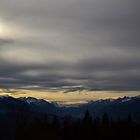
[0,0,140,91]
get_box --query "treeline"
[1,110,140,140]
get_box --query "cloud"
[0,38,14,46]
[0,0,140,92]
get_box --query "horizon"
[0,88,140,105]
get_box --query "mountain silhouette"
[0,96,140,120]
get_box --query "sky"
[0,0,140,104]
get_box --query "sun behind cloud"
[0,23,4,34]
[0,21,8,37]
[0,19,16,38]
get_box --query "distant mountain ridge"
[63,96,140,119]
[0,96,140,119]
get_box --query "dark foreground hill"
[0,96,140,140]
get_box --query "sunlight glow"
[0,89,140,105]
[0,20,16,37]
[0,23,4,34]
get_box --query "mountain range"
[0,96,140,120]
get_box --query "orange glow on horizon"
[0,89,140,105]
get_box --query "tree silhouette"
[1,110,140,140]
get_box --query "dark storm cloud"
[0,0,140,91]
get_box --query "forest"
[1,110,140,140]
